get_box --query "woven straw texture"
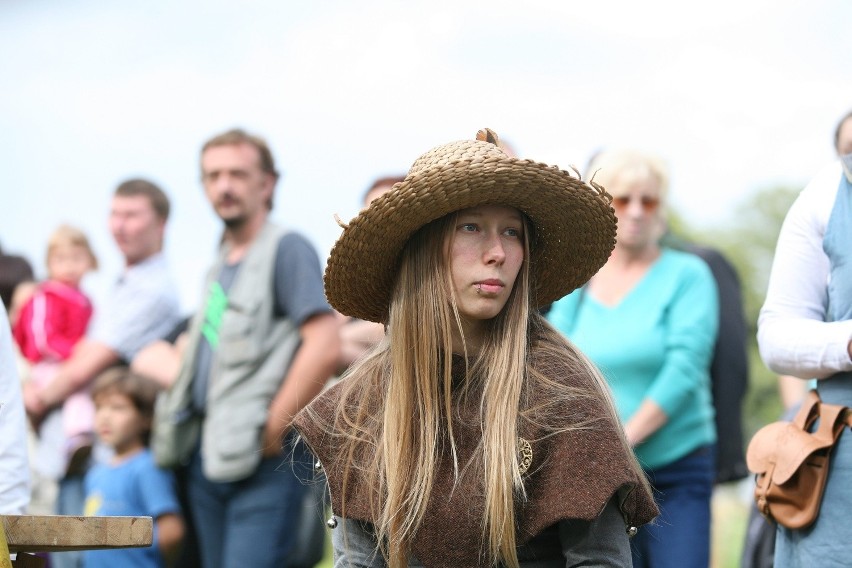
[325,133,616,323]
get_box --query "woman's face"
[610,175,663,253]
[446,204,525,330]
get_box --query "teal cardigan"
[547,248,718,470]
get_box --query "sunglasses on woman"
[611,195,660,213]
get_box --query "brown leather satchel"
[746,389,852,529]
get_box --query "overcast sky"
[2,0,850,314]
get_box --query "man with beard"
[153,129,339,568]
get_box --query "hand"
[623,426,636,448]
[22,381,48,430]
[261,419,288,459]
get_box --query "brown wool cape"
[293,343,658,567]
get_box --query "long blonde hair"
[319,211,639,568]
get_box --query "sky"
[2,0,851,314]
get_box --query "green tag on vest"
[201,281,228,349]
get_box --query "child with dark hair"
[82,368,184,568]
[0,244,34,314]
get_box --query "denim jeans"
[51,474,86,568]
[187,434,312,568]
[631,445,716,568]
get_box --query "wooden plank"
[1,516,152,553]
[0,517,12,568]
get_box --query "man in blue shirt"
[24,178,181,568]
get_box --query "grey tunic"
[331,496,631,567]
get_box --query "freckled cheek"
[503,251,523,285]
[450,243,479,266]
[508,243,524,266]
[509,263,524,284]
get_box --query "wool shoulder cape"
[293,345,658,567]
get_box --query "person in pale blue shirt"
[23,179,181,568]
[548,149,718,568]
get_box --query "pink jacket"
[13,280,92,363]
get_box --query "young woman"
[293,129,657,567]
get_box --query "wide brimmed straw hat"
[325,128,616,323]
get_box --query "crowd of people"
[0,112,849,568]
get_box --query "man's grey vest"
[153,222,301,482]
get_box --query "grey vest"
[153,222,301,481]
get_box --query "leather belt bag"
[746,389,852,529]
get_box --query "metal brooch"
[517,437,533,475]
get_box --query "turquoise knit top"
[547,248,718,470]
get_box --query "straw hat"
[325,128,616,323]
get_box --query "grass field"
[711,481,752,567]
[314,480,754,568]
